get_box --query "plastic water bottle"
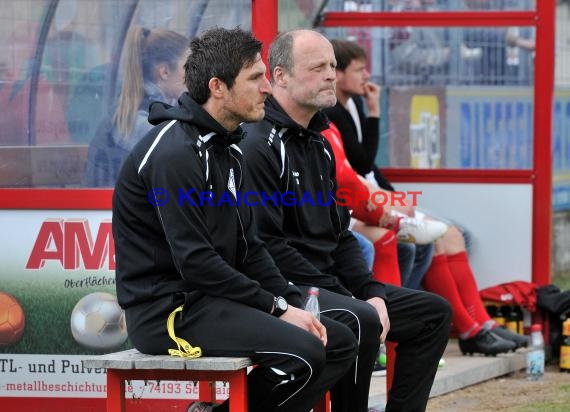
[304,287,320,320]
[526,323,545,381]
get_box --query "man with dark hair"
[241,29,452,412]
[112,27,357,412]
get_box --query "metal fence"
[279,0,570,87]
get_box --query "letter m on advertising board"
[26,219,115,270]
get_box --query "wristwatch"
[272,296,288,317]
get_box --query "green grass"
[552,272,570,292]
[507,385,570,412]
[511,403,570,412]
[506,384,570,412]
[0,281,131,355]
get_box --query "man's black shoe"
[459,329,516,356]
[490,326,529,349]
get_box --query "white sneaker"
[187,402,215,412]
[397,218,448,244]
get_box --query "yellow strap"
[166,305,202,358]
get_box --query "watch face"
[276,297,287,311]
[273,296,288,317]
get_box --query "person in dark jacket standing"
[241,29,452,412]
[112,27,357,412]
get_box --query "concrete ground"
[367,339,527,410]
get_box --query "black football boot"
[459,329,516,356]
[489,326,529,349]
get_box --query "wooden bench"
[83,349,251,412]
[83,349,330,412]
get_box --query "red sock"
[446,251,493,326]
[371,231,401,286]
[422,254,481,339]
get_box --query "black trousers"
[298,285,451,412]
[125,294,358,412]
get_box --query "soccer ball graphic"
[0,291,25,346]
[70,292,127,350]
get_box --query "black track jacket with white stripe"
[241,96,387,301]
[112,92,303,312]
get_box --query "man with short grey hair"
[242,29,452,412]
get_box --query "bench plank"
[83,349,146,369]
[83,349,252,371]
[184,357,252,371]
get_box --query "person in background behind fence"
[83,26,188,187]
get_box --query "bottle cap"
[308,287,319,296]
[531,324,542,332]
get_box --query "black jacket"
[112,92,302,312]
[241,96,386,301]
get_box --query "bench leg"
[227,370,248,412]
[106,369,125,412]
[198,380,216,402]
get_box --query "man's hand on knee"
[281,306,328,346]
[366,297,390,343]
